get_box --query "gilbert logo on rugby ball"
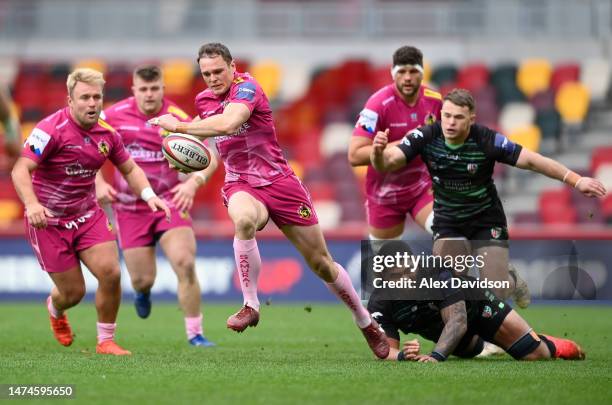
[162,134,211,172]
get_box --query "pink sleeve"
[228,80,259,113]
[352,95,384,139]
[22,124,57,163]
[108,131,131,166]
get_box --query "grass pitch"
[1,302,610,404]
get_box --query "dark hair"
[197,42,233,64]
[133,65,162,82]
[443,88,476,112]
[392,46,423,67]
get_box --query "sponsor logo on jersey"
[65,162,96,177]
[491,226,503,239]
[24,128,51,156]
[467,163,478,174]
[297,204,312,219]
[98,140,109,156]
[235,82,257,102]
[482,305,492,318]
[494,133,516,154]
[356,108,378,134]
[408,128,423,138]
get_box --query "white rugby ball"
[162,133,211,173]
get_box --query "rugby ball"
[162,133,211,173]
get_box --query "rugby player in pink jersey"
[11,68,171,356]
[150,42,389,359]
[95,65,217,347]
[349,46,440,247]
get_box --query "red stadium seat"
[590,146,612,174]
[539,188,577,224]
[456,63,490,93]
[551,62,580,94]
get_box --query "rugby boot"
[96,340,132,356]
[226,305,259,332]
[544,335,585,360]
[134,292,152,319]
[47,296,73,346]
[360,318,390,359]
[189,334,216,347]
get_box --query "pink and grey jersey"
[195,72,292,187]
[101,97,192,212]
[22,107,130,219]
[353,85,442,205]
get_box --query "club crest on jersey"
[467,163,478,174]
[424,112,437,125]
[98,140,109,156]
[410,112,418,121]
[297,204,312,219]
[491,227,503,239]
[482,305,492,318]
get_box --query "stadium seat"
[499,102,535,134]
[287,159,304,180]
[278,62,312,102]
[538,188,577,224]
[529,89,555,112]
[72,58,107,74]
[580,59,611,103]
[312,200,341,230]
[555,82,590,125]
[456,63,489,93]
[162,59,194,95]
[508,124,541,152]
[550,62,580,94]
[369,64,392,92]
[594,163,612,191]
[0,199,22,226]
[535,108,562,139]
[251,60,283,101]
[431,64,458,88]
[491,63,525,106]
[517,59,552,98]
[320,122,353,158]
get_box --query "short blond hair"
[66,68,105,96]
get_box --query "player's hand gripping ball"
[162,134,211,173]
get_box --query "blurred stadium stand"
[0,0,610,238]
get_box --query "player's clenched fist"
[402,338,421,360]
[372,128,390,154]
[149,114,179,132]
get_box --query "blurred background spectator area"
[0,0,610,235]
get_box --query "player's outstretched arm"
[515,148,607,198]
[413,301,467,363]
[150,103,251,139]
[116,158,171,219]
[349,132,405,167]
[370,129,407,172]
[11,157,53,229]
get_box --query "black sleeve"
[367,299,400,341]
[396,123,434,163]
[476,124,523,166]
